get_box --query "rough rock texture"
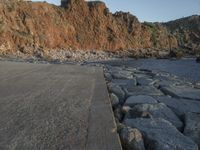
[155,96,200,118]
[124,118,198,150]
[104,64,200,150]
[127,103,183,130]
[164,15,200,55]
[124,86,163,97]
[183,113,200,148]
[120,127,145,150]
[0,0,178,58]
[160,85,200,100]
[107,83,125,104]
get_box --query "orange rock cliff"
[0,0,179,57]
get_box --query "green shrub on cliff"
[143,22,158,47]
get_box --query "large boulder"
[124,86,163,97]
[112,79,137,88]
[126,103,183,130]
[184,113,200,148]
[155,96,200,118]
[120,127,145,150]
[124,118,198,150]
[124,95,157,107]
[160,85,200,100]
[107,83,125,104]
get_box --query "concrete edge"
[86,67,122,150]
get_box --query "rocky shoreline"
[103,64,200,150]
[0,55,200,150]
[0,48,171,62]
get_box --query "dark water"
[103,58,200,81]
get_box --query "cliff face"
[0,0,178,57]
[164,15,200,55]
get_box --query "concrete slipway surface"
[0,61,122,150]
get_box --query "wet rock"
[124,95,157,107]
[112,78,137,88]
[127,103,183,130]
[160,85,200,100]
[110,93,119,108]
[124,86,163,97]
[155,96,200,118]
[124,118,198,150]
[120,127,145,150]
[108,83,125,104]
[184,113,200,147]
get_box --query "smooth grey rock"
[155,96,200,118]
[124,95,157,107]
[184,113,200,147]
[108,83,125,104]
[124,86,163,97]
[124,118,198,150]
[127,103,183,130]
[110,93,119,108]
[112,78,137,88]
[112,70,133,79]
[120,127,145,150]
[137,77,157,86]
[160,85,200,100]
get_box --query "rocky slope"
[0,0,178,59]
[164,15,200,55]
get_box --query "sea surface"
[102,58,200,81]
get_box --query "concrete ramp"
[0,61,121,150]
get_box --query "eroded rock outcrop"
[164,15,200,55]
[0,0,178,58]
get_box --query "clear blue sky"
[32,0,200,22]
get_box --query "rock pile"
[104,65,200,150]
